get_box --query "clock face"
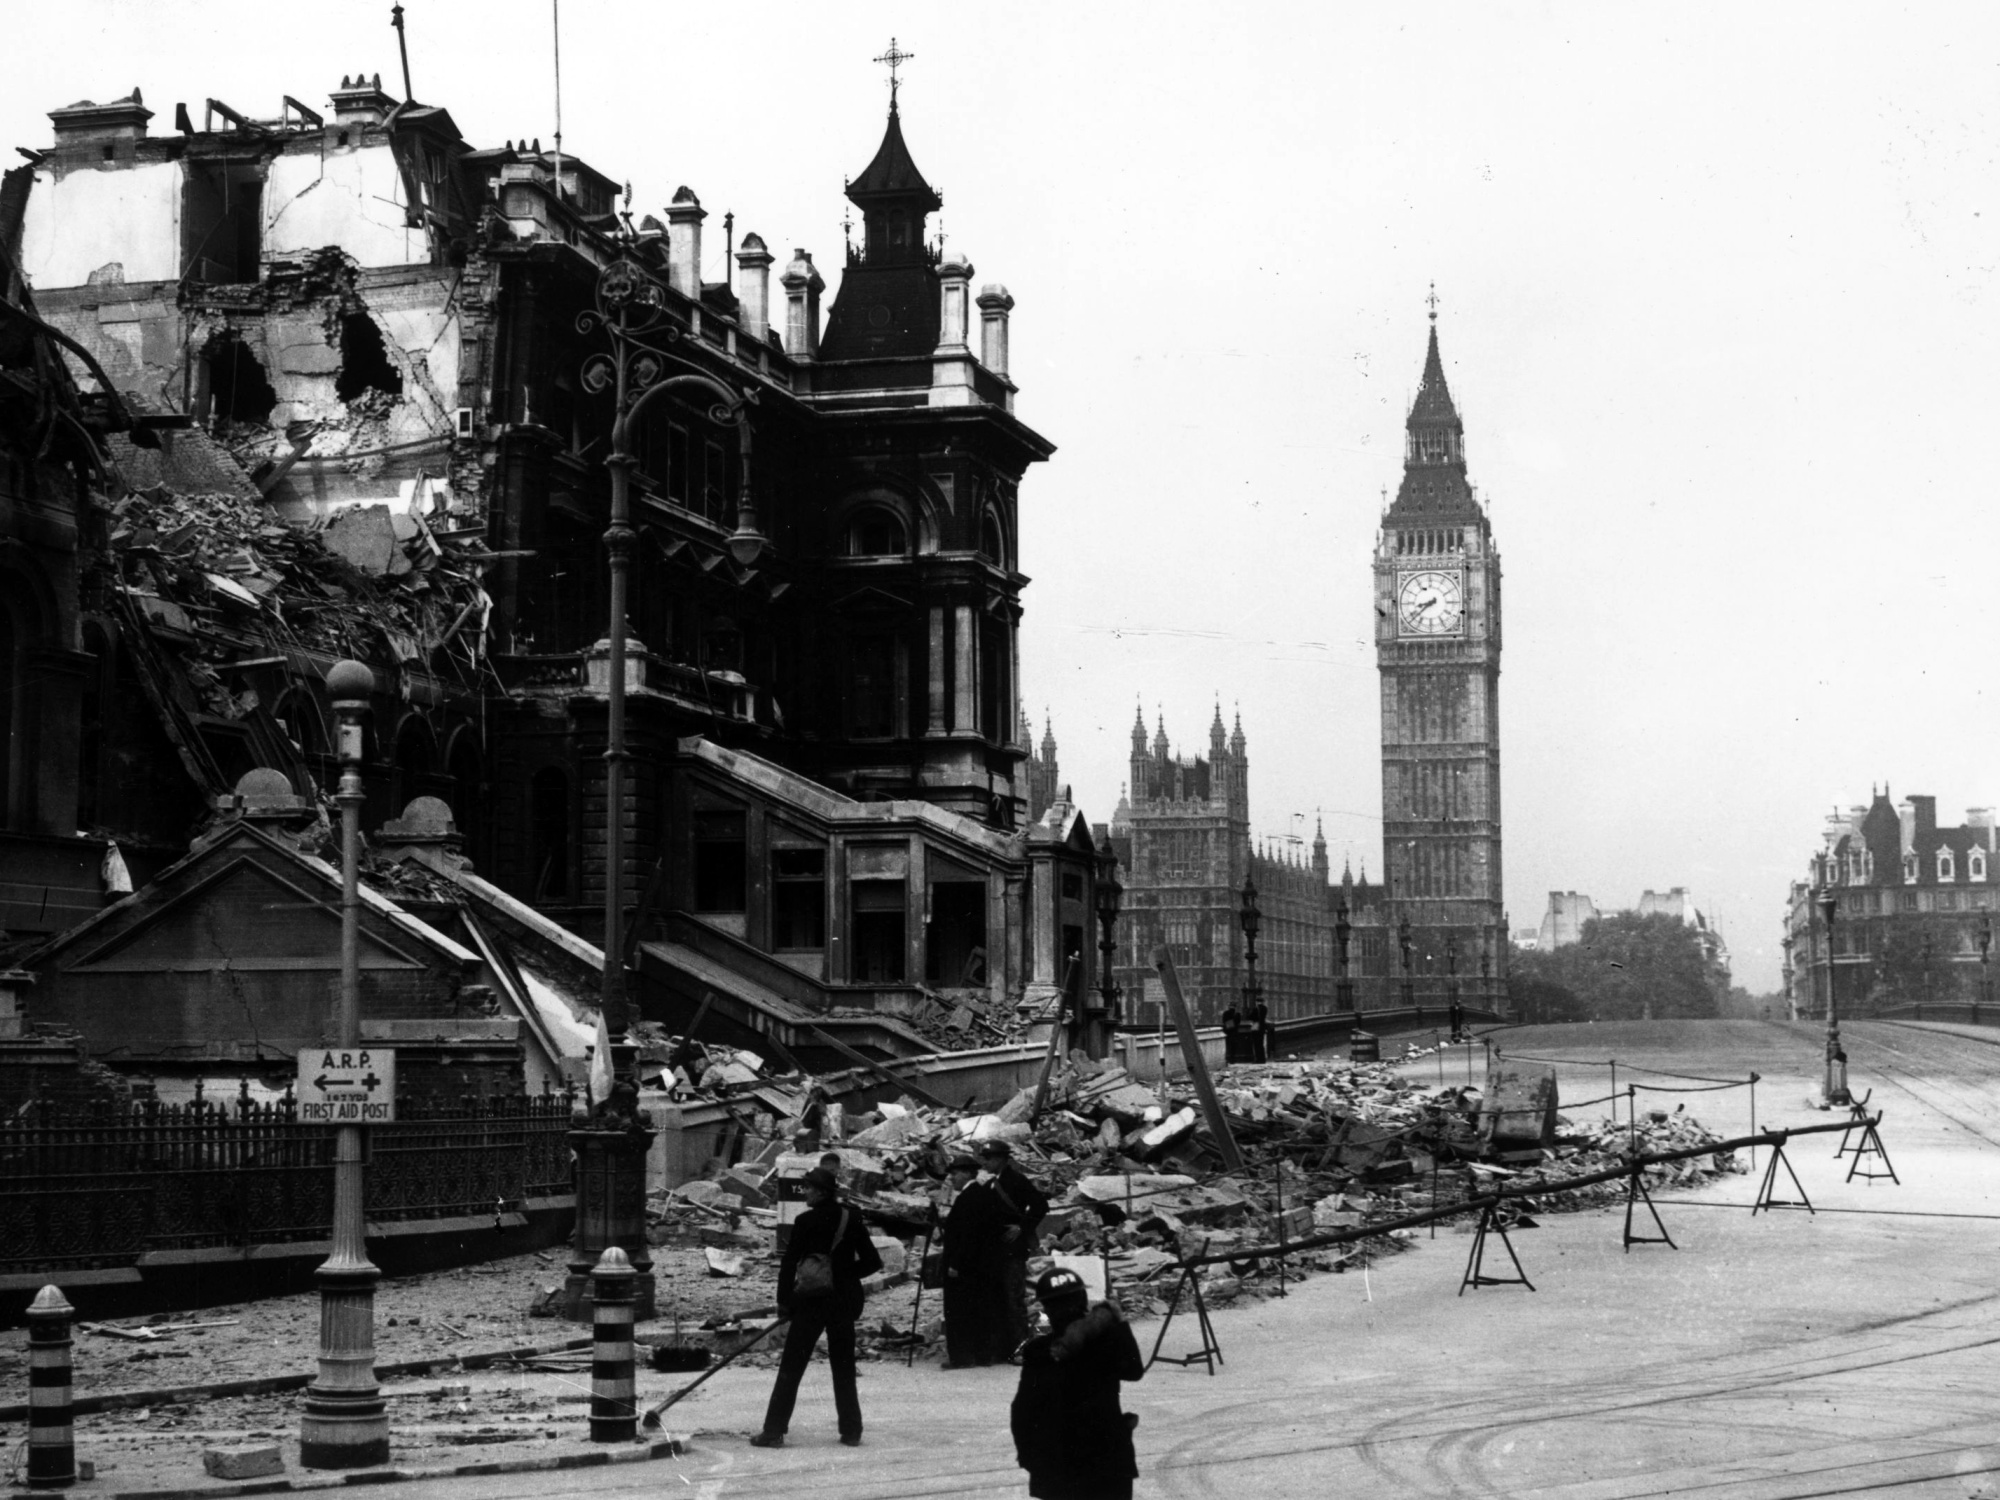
[1397,570,1464,635]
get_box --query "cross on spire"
[874,37,915,108]
[1426,281,1440,324]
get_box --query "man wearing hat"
[976,1139,1049,1351]
[750,1167,882,1449]
[939,1153,1013,1367]
[1010,1268,1146,1500]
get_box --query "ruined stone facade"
[2,73,1083,1058]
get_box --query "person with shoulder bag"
[750,1168,883,1449]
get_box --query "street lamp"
[1398,916,1415,1014]
[1819,885,1848,1106]
[1447,934,1463,1041]
[1334,897,1353,1013]
[1980,913,1992,1025]
[566,254,764,1317]
[1093,845,1123,1049]
[300,660,388,1469]
[1239,877,1264,1060]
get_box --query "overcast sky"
[7,3,1996,991]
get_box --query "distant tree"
[1512,912,1723,1021]
[1506,965,1590,1024]
[1869,915,1971,1009]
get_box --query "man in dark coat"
[1247,997,1271,1062]
[976,1140,1050,1351]
[939,1154,1013,1368]
[1011,1268,1146,1500]
[751,1167,883,1449]
[1220,1003,1244,1064]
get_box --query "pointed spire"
[1040,714,1057,762]
[1131,700,1147,752]
[1153,712,1169,759]
[1229,709,1246,758]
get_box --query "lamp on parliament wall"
[1398,916,1414,1014]
[1334,898,1353,1013]
[1094,847,1123,1031]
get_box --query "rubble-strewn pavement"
[0,1025,1780,1494]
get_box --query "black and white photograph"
[0,3,1997,1496]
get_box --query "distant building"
[1101,706,1392,1024]
[1537,892,1601,950]
[1785,789,2000,1018]
[1532,887,1729,978]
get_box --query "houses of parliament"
[1037,313,1510,1023]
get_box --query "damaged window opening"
[771,846,826,950]
[693,809,748,915]
[926,881,987,987]
[851,880,907,983]
[529,767,571,902]
[335,313,404,403]
[206,338,277,427]
[182,161,264,284]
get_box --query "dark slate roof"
[846,105,942,213]
[1407,325,1461,432]
[1384,323,1484,523]
[820,262,940,361]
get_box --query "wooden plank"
[1153,948,1244,1174]
[802,1024,953,1111]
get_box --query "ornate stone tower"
[1374,307,1506,1011]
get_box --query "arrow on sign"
[315,1075,356,1091]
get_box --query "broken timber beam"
[802,1023,953,1111]
[1154,948,1245,1174]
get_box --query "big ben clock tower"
[1374,301,1507,1014]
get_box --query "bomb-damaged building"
[0,70,1104,1091]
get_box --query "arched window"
[1904,851,1919,885]
[529,767,571,902]
[1972,848,1987,883]
[845,508,907,557]
[446,731,484,868]
[1939,848,1956,883]
[980,511,1005,566]
[393,716,436,811]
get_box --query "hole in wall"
[207,337,277,426]
[335,313,403,402]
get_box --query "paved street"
[381,1021,2000,1500]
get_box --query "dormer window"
[846,508,907,557]
[1904,851,1919,884]
[1939,848,1956,883]
[1973,848,1987,882]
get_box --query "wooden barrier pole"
[1154,949,1244,1174]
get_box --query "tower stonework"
[1374,317,1507,1012]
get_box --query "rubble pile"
[640,1046,1747,1347]
[100,480,494,699]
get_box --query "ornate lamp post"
[1819,886,1848,1106]
[1447,934,1463,1041]
[1333,897,1353,1013]
[563,256,765,1318]
[1980,913,1993,1025]
[1239,877,1263,1059]
[1092,845,1123,1053]
[1398,916,1415,1014]
[300,660,388,1469]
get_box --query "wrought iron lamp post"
[1780,934,1795,1021]
[1980,913,1993,1025]
[300,660,388,1469]
[1447,934,1463,1041]
[1092,846,1123,1055]
[1398,916,1415,1014]
[1819,886,1848,1106]
[1333,898,1353,1013]
[1239,878,1263,1059]
[563,256,764,1318]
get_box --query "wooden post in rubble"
[1153,949,1244,1174]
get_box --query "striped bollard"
[589,1247,637,1442]
[27,1284,76,1489]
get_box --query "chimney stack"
[49,88,152,156]
[735,232,774,344]
[977,283,1014,376]
[665,186,706,298]
[780,249,823,359]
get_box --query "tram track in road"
[1838,1023,2000,1152]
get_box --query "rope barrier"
[1629,1079,1749,1095]
[1491,1051,1751,1086]
[1170,1115,1873,1269]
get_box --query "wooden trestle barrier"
[1142,1113,1887,1368]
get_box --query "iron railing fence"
[0,1092,576,1276]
